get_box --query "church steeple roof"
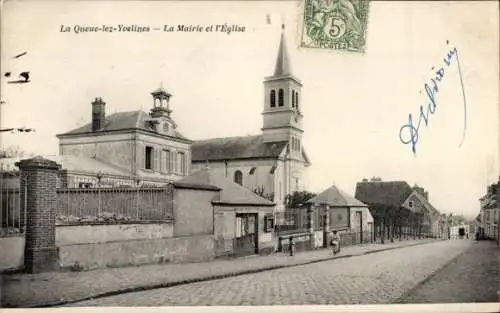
[273,24,292,77]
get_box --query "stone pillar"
[307,204,314,249]
[16,157,61,274]
[323,204,330,248]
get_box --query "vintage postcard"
[0,0,499,311]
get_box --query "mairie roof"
[57,110,190,142]
[176,167,275,206]
[0,155,131,177]
[308,184,368,207]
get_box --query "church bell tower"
[262,25,304,158]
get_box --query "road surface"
[67,240,498,306]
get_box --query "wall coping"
[56,187,172,193]
[56,219,174,227]
[173,181,220,191]
[15,156,61,171]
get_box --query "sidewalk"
[1,238,440,308]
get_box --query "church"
[190,28,311,215]
[16,27,311,217]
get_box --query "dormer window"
[270,90,276,107]
[409,201,414,208]
[278,89,284,107]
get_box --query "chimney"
[92,97,106,132]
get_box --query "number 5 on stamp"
[301,0,370,53]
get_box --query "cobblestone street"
[67,240,486,306]
[398,240,499,303]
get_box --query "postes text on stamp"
[301,0,370,53]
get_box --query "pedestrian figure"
[329,230,340,254]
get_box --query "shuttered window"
[145,146,153,169]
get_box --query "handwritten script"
[399,40,467,155]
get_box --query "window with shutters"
[278,89,284,106]
[177,151,186,175]
[270,90,276,107]
[162,149,170,172]
[145,146,153,169]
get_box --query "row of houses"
[474,179,499,241]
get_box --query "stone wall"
[56,222,214,270]
[0,236,24,271]
[173,187,217,237]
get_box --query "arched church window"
[296,92,299,110]
[270,90,276,107]
[278,89,284,107]
[234,170,243,186]
[249,167,256,175]
[291,90,295,107]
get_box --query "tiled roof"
[475,214,481,222]
[355,181,414,207]
[176,167,275,206]
[308,185,368,207]
[58,110,190,141]
[191,135,288,162]
[0,155,131,177]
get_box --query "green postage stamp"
[301,0,370,53]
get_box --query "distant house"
[479,181,499,241]
[176,167,276,257]
[307,184,374,247]
[449,223,470,240]
[355,179,441,240]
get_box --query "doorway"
[234,213,258,256]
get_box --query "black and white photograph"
[0,0,499,311]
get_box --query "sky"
[1,1,498,219]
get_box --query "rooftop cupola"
[150,84,173,118]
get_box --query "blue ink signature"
[399,40,467,155]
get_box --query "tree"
[284,190,316,208]
[252,185,275,202]
[0,145,28,159]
